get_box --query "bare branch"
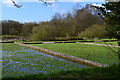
[11,0,55,8]
[11,0,23,8]
[39,0,52,6]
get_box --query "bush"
[1,35,18,40]
[79,24,107,39]
[54,37,83,41]
[31,24,56,41]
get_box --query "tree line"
[1,4,110,41]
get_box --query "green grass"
[29,43,119,65]
[93,41,118,46]
[2,43,87,78]
[43,64,119,79]
[2,43,119,79]
[99,38,117,41]
[2,64,119,79]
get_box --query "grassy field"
[2,43,119,79]
[2,64,119,79]
[93,41,118,46]
[29,43,119,65]
[2,43,87,78]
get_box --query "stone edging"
[23,40,117,44]
[14,42,109,67]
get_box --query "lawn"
[2,64,119,79]
[1,43,119,79]
[29,43,119,65]
[93,41,118,46]
[2,43,87,78]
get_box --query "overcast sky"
[1,0,104,23]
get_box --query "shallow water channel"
[2,43,87,78]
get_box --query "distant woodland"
[1,4,110,41]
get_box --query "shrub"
[79,24,107,39]
[1,35,18,40]
[31,24,56,41]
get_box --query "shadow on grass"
[2,64,119,80]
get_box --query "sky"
[1,0,105,23]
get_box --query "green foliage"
[31,28,50,41]
[74,5,103,34]
[50,5,103,37]
[79,24,107,39]
[1,35,18,40]
[1,3,105,40]
[95,1,120,66]
[31,22,56,41]
[21,22,37,38]
[2,20,23,35]
[54,36,82,41]
[50,13,74,37]
[94,1,120,40]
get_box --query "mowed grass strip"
[29,43,118,65]
[93,41,118,46]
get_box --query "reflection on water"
[2,43,87,78]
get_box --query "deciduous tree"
[92,1,120,72]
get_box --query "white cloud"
[92,3,103,7]
[1,0,22,7]
[2,0,14,7]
